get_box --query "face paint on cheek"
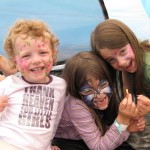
[126,45,134,59]
[82,94,95,106]
[100,86,112,99]
[15,56,29,73]
[79,83,96,107]
[113,49,119,56]
[45,56,53,75]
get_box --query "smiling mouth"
[31,67,44,71]
[125,60,136,72]
[126,61,132,69]
[94,96,107,103]
[100,97,107,103]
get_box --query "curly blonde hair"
[4,19,59,69]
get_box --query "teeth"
[126,61,131,68]
[32,67,42,71]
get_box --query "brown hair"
[62,51,118,135]
[4,19,59,69]
[91,19,150,96]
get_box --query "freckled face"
[14,36,53,83]
[99,44,137,73]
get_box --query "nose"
[96,93,105,99]
[32,54,42,64]
[117,58,126,68]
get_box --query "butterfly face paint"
[14,35,53,83]
[79,79,112,110]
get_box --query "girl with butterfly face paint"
[53,51,145,150]
[79,78,112,110]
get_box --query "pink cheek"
[122,55,130,60]
[16,58,29,71]
[113,49,119,56]
[125,45,135,59]
[46,63,53,71]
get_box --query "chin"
[98,105,108,110]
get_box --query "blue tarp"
[0,0,104,61]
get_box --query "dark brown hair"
[62,51,118,135]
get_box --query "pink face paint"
[31,38,50,50]
[15,56,29,73]
[126,44,134,56]
[121,44,134,61]
[113,49,119,56]
[45,56,53,74]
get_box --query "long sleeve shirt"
[55,94,130,150]
[127,51,150,150]
[0,75,66,150]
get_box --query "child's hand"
[51,145,60,150]
[137,95,150,116]
[117,94,138,125]
[0,75,6,81]
[127,117,145,132]
[0,96,8,112]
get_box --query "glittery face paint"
[79,78,112,110]
[14,36,53,83]
[99,44,137,73]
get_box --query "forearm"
[71,103,130,150]
[76,122,130,150]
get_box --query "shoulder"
[0,75,20,87]
[140,40,150,52]
[143,52,150,65]
[64,94,92,115]
[0,75,14,82]
[51,75,66,84]
[50,75,67,89]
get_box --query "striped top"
[55,94,130,150]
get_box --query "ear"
[10,56,17,70]
[52,49,58,64]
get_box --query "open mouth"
[30,67,45,72]
[94,96,107,104]
[125,60,136,73]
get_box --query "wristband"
[114,120,128,133]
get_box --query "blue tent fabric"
[0,0,104,62]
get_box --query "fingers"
[125,94,133,111]
[0,75,6,81]
[137,95,149,102]
[137,102,148,116]
[130,103,139,118]
[51,146,60,150]
[119,97,128,110]
[0,96,8,112]
[128,117,145,132]
[137,95,150,106]
[137,95,150,116]
[120,94,136,114]
[136,117,145,131]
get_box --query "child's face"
[14,35,53,83]
[79,75,112,110]
[99,44,137,73]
